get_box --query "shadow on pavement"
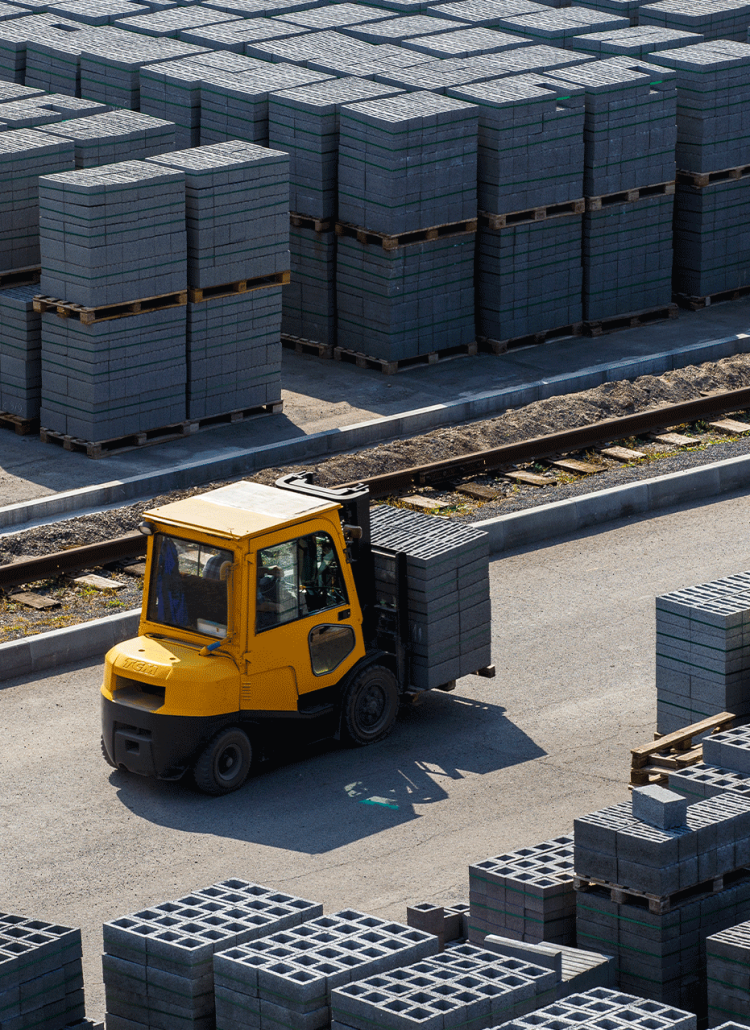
[112,688,544,854]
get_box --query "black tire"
[101,736,117,769]
[193,728,252,795]
[341,665,399,746]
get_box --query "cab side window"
[256,532,348,632]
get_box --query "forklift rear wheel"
[342,665,399,746]
[193,728,252,795]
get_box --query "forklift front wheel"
[341,665,399,746]
[193,728,252,795]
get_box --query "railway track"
[2,387,750,594]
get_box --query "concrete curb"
[2,331,749,532]
[3,449,750,684]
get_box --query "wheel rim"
[355,683,387,731]
[216,743,243,783]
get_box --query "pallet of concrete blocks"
[707,922,750,1026]
[272,3,398,31]
[113,6,242,37]
[0,14,81,84]
[330,942,563,1030]
[703,726,750,777]
[40,110,176,167]
[655,573,750,735]
[283,219,337,346]
[213,910,439,1030]
[639,0,750,41]
[0,127,74,273]
[23,23,94,96]
[369,504,490,689]
[38,158,186,307]
[102,879,323,1030]
[395,26,534,58]
[496,7,630,44]
[44,0,147,25]
[668,762,750,802]
[568,25,704,55]
[468,835,576,946]
[480,934,616,996]
[0,911,86,1030]
[0,283,41,420]
[406,902,469,949]
[493,987,697,1030]
[177,20,312,53]
[0,94,107,131]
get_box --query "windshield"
[146,534,233,639]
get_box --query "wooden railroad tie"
[630,710,735,786]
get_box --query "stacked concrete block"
[369,504,490,686]
[0,282,41,418]
[331,944,561,1030]
[493,988,697,1030]
[23,23,89,95]
[46,0,148,23]
[640,0,750,41]
[0,912,86,1030]
[115,5,241,36]
[282,221,336,344]
[342,13,472,41]
[103,879,323,1030]
[0,14,86,83]
[401,25,534,55]
[0,91,105,129]
[178,18,311,50]
[39,159,186,306]
[406,902,469,947]
[0,127,74,271]
[498,6,630,42]
[568,24,704,54]
[269,77,405,220]
[300,31,439,75]
[469,835,576,946]
[213,910,439,1030]
[274,2,397,28]
[655,573,750,735]
[0,80,43,100]
[41,109,176,166]
[703,726,750,775]
[430,0,550,27]
[668,762,750,802]
[481,935,616,996]
[673,177,750,298]
[707,921,750,1026]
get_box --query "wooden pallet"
[583,303,678,337]
[0,265,40,290]
[188,270,290,303]
[335,218,477,251]
[0,410,38,436]
[39,401,283,459]
[586,180,676,211]
[630,710,735,787]
[674,283,750,311]
[479,199,585,230]
[574,871,735,915]
[333,341,478,375]
[677,164,750,188]
[281,334,334,359]
[290,213,333,233]
[33,289,187,324]
[477,322,583,354]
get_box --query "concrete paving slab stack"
[336,91,477,360]
[468,835,576,946]
[0,92,105,129]
[37,159,187,440]
[177,18,312,51]
[273,2,398,30]
[269,76,405,347]
[147,141,288,418]
[0,282,41,418]
[654,572,750,734]
[23,20,90,95]
[342,13,474,42]
[449,74,584,344]
[369,504,490,687]
[548,56,676,321]
[0,911,87,1030]
[279,30,438,76]
[114,5,242,37]
[0,126,74,272]
[428,0,549,25]
[41,109,176,166]
[45,0,149,24]
[102,878,323,1030]
[481,934,616,995]
[0,13,82,82]
[399,25,536,55]
[574,785,750,1012]
[707,921,750,1025]
[497,6,630,43]
[331,942,562,1030]
[212,909,439,1030]
[492,987,697,1030]
[567,24,704,55]
[639,0,750,41]
[649,40,750,302]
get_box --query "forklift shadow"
[111,689,544,854]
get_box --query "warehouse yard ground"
[2,295,750,511]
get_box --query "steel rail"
[0,533,145,591]
[335,387,750,497]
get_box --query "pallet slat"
[479,199,585,230]
[584,303,678,337]
[477,324,583,354]
[335,217,477,251]
[586,180,675,211]
[674,283,750,311]
[188,270,290,303]
[0,266,40,290]
[33,289,187,324]
[0,410,38,436]
[677,164,750,188]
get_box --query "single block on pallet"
[213,909,438,1030]
[549,56,677,195]
[673,177,750,300]
[0,911,86,1030]
[332,942,560,1030]
[469,834,576,946]
[583,191,673,321]
[39,158,186,307]
[655,573,750,734]
[707,921,750,1026]
[186,287,282,418]
[569,24,703,55]
[269,77,405,221]
[648,40,750,172]
[494,987,697,1030]
[336,234,475,362]
[282,222,336,345]
[0,93,106,131]
[448,73,584,211]
[147,140,289,289]
[0,128,74,272]
[0,282,41,419]
[103,879,323,1030]
[41,109,176,166]
[640,0,750,41]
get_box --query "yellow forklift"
[101,475,492,794]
